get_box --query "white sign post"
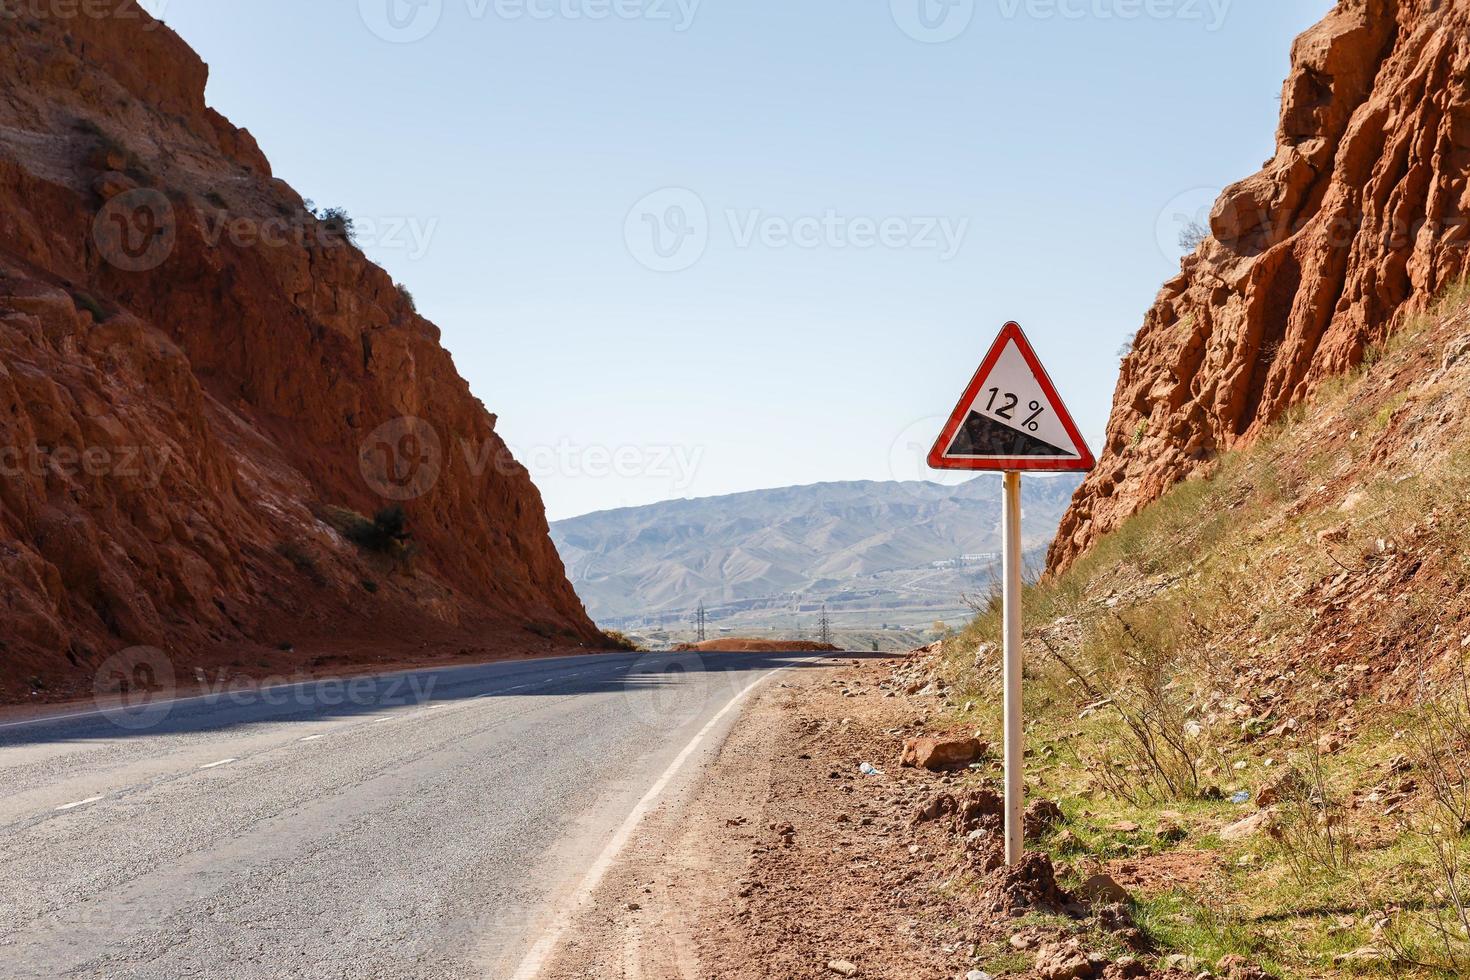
[928,322,1095,865]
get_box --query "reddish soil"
[547,657,1219,980]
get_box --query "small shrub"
[602,630,642,652]
[275,540,326,586]
[1273,744,1353,885]
[1178,219,1209,253]
[323,505,413,556]
[204,190,228,209]
[1384,665,1470,973]
[316,206,356,244]
[397,284,417,313]
[1040,598,1219,805]
[69,290,108,322]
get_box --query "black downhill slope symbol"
[946,411,1076,458]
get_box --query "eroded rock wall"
[1051,0,1470,571]
[0,6,599,699]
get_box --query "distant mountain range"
[549,476,1081,644]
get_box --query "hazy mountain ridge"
[551,477,1082,629]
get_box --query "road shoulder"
[543,657,973,980]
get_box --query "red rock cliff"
[0,6,601,700]
[1050,0,1470,571]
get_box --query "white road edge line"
[199,758,237,769]
[507,660,806,980]
[299,734,325,742]
[55,795,104,811]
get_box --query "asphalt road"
[0,650,836,979]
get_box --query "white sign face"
[928,322,1095,472]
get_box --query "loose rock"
[900,736,987,771]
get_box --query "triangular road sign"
[928,322,1096,472]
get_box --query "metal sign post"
[1001,470,1024,864]
[927,322,1095,866]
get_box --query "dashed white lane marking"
[199,758,237,770]
[55,795,104,811]
[299,734,325,742]
[507,664,792,980]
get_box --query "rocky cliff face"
[0,6,599,700]
[1050,0,1470,571]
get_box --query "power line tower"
[693,602,707,642]
[818,604,832,648]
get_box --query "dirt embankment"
[547,655,1252,980]
[1054,0,1470,572]
[0,6,601,703]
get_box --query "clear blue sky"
[149,0,1330,520]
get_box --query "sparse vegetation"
[314,205,356,244]
[69,290,109,322]
[1178,219,1209,253]
[924,279,1470,977]
[397,283,417,312]
[601,630,642,652]
[1272,746,1354,885]
[322,505,415,558]
[275,540,327,586]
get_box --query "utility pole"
[818,604,832,647]
[693,601,707,642]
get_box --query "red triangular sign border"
[928,322,1097,473]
